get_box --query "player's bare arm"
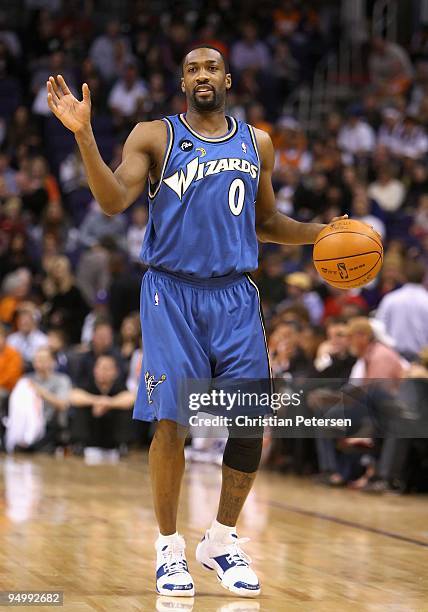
[46,75,166,215]
[254,128,345,244]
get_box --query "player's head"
[181,46,231,112]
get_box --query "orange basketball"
[313,219,383,289]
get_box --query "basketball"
[313,219,383,289]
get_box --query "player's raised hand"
[46,75,91,134]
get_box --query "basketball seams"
[313,250,381,263]
[314,231,383,252]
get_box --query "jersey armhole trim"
[247,124,261,194]
[148,117,174,200]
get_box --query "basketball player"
[47,47,345,598]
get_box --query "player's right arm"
[47,75,162,216]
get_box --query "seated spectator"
[369,36,413,97]
[351,184,386,239]
[269,320,311,379]
[377,107,402,154]
[108,61,147,128]
[279,272,324,325]
[70,318,124,387]
[5,105,41,153]
[368,163,405,213]
[314,318,356,379]
[0,151,18,197]
[89,19,132,83]
[375,260,428,361]
[411,194,428,238]
[337,107,375,159]
[42,255,90,345]
[5,347,71,453]
[119,312,141,364]
[7,302,48,367]
[347,317,405,382]
[0,268,32,325]
[273,117,312,177]
[405,161,428,209]
[230,21,270,73]
[127,205,148,265]
[69,354,135,459]
[126,347,142,393]
[390,113,428,160]
[78,199,127,250]
[0,322,23,400]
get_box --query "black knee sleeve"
[223,427,264,473]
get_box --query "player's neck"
[184,108,229,138]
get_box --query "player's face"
[181,49,231,111]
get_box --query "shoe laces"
[161,541,188,576]
[224,536,252,567]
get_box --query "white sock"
[157,531,179,545]
[209,519,236,540]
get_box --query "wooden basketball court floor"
[0,454,427,612]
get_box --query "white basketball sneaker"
[155,533,195,597]
[196,530,260,597]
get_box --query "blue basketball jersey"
[140,113,260,278]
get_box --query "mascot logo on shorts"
[145,371,167,404]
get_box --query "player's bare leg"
[149,419,186,535]
[149,419,194,597]
[216,464,256,526]
[196,438,262,597]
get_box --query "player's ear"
[225,73,232,90]
[181,77,185,93]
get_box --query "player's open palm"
[46,75,91,134]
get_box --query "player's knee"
[152,419,187,450]
[223,428,264,473]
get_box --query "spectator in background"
[7,303,48,366]
[76,238,112,306]
[5,346,71,453]
[119,312,141,364]
[368,163,405,214]
[230,21,270,72]
[78,199,127,250]
[70,318,124,388]
[108,61,147,129]
[337,107,375,159]
[0,151,18,197]
[351,184,386,240]
[269,320,311,379]
[376,260,428,361]
[280,272,324,325]
[0,322,23,396]
[369,36,413,98]
[390,113,428,160]
[70,354,135,460]
[127,205,148,265]
[41,255,89,345]
[89,19,132,83]
[347,317,404,380]
[0,268,32,325]
[108,250,141,331]
[377,107,402,154]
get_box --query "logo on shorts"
[145,371,166,404]
[154,291,159,306]
[179,139,194,152]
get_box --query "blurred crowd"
[0,0,428,489]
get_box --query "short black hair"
[182,45,229,74]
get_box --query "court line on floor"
[266,499,428,548]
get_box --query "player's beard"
[191,88,225,111]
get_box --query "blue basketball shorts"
[133,267,271,425]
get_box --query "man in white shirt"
[108,62,147,120]
[376,260,428,360]
[337,108,375,158]
[7,303,48,366]
[368,164,405,212]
